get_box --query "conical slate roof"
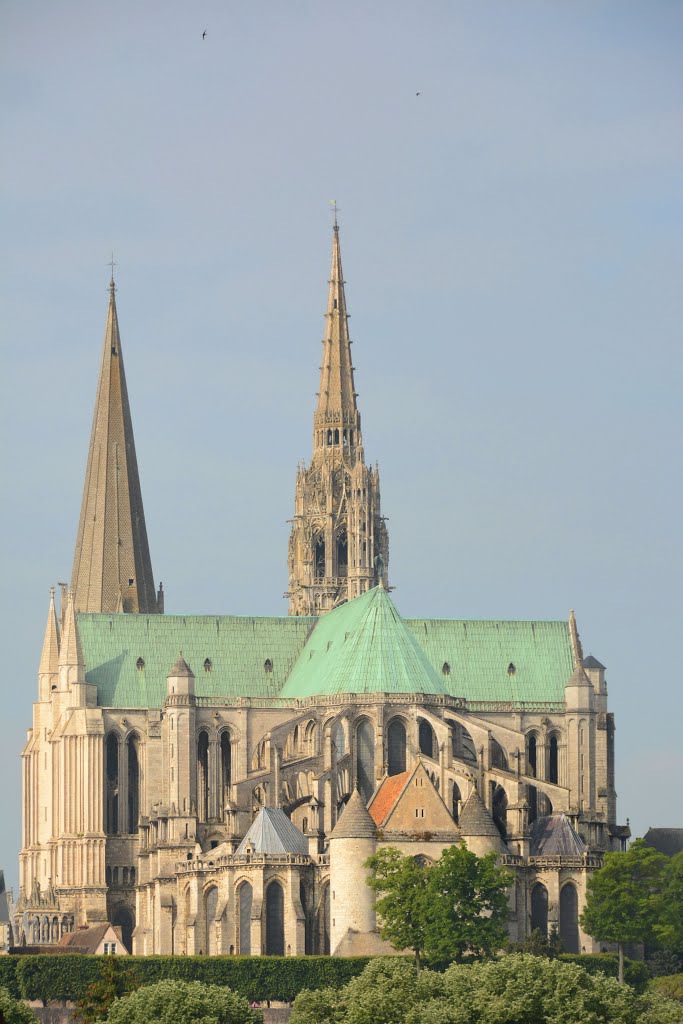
[235,807,308,856]
[168,654,194,678]
[280,585,448,698]
[459,789,500,837]
[530,814,585,856]
[38,588,60,677]
[330,789,377,840]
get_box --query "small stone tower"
[287,222,389,615]
[70,276,160,614]
[329,788,377,953]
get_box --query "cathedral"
[17,224,629,959]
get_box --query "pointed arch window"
[336,529,348,577]
[418,719,436,760]
[531,883,549,937]
[238,882,252,955]
[265,881,285,955]
[548,735,559,784]
[197,731,210,822]
[220,732,231,815]
[356,719,375,803]
[127,734,140,833]
[105,734,120,835]
[314,535,326,579]
[204,886,218,955]
[559,882,579,953]
[451,781,461,823]
[387,719,407,776]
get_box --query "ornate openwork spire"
[313,223,362,460]
[70,278,159,613]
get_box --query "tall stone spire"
[70,277,159,613]
[313,222,361,457]
[287,222,389,616]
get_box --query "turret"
[165,656,196,818]
[38,587,60,701]
[329,789,377,954]
[458,788,504,857]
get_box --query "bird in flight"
[416,91,421,96]
[202,29,207,39]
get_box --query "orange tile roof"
[369,770,412,827]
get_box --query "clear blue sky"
[1,1,681,892]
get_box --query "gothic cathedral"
[17,225,629,959]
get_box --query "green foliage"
[649,951,683,978]
[0,986,37,1024]
[14,954,372,1005]
[581,839,668,949]
[293,954,682,1024]
[655,852,683,955]
[366,844,511,967]
[73,956,140,1023]
[292,958,445,1024]
[557,954,650,993]
[423,845,512,964]
[652,975,683,1003]
[0,958,20,1000]
[106,979,263,1024]
[366,848,430,967]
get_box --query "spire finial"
[329,199,339,228]
[107,253,117,293]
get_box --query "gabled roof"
[642,828,683,857]
[235,807,308,856]
[280,586,448,699]
[330,789,377,840]
[530,814,585,856]
[459,789,500,838]
[58,923,125,954]
[368,771,412,827]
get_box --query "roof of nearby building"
[330,789,377,840]
[530,814,586,856]
[0,871,10,925]
[458,789,500,837]
[332,928,400,957]
[77,603,575,708]
[235,807,308,856]
[280,586,448,699]
[642,828,683,857]
[58,923,126,954]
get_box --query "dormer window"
[442,662,451,676]
[264,659,273,673]
[203,658,212,672]
[136,657,145,671]
[507,662,516,676]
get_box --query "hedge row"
[6,952,651,1004]
[557,954,650,993]
[0,955,20,999]
[651,974,683,1003]
[14,955,375,1004]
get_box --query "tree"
[423,845,512,964]
[106,979,263,1024]
[0,986,37,1024]
[366,848,430,970]
[366,845,512,969]
[655,851,683,955]
[73,956,138,1023]
[581,839,668,983]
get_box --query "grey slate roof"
[642,828,683,857]
[169,654,194,677]
[458,790,500,838]
[0,870,10,925]
[235,807,308,856]
[331,789,377,840]
[583,655,606,670]
[530,814,585,856]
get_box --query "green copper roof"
[406,618,574,703]
[77,613,315,708]
[77,603,575,709]
[279,586,448,699]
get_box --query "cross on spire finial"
[329,199,339,228]
[107,252,117,292]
